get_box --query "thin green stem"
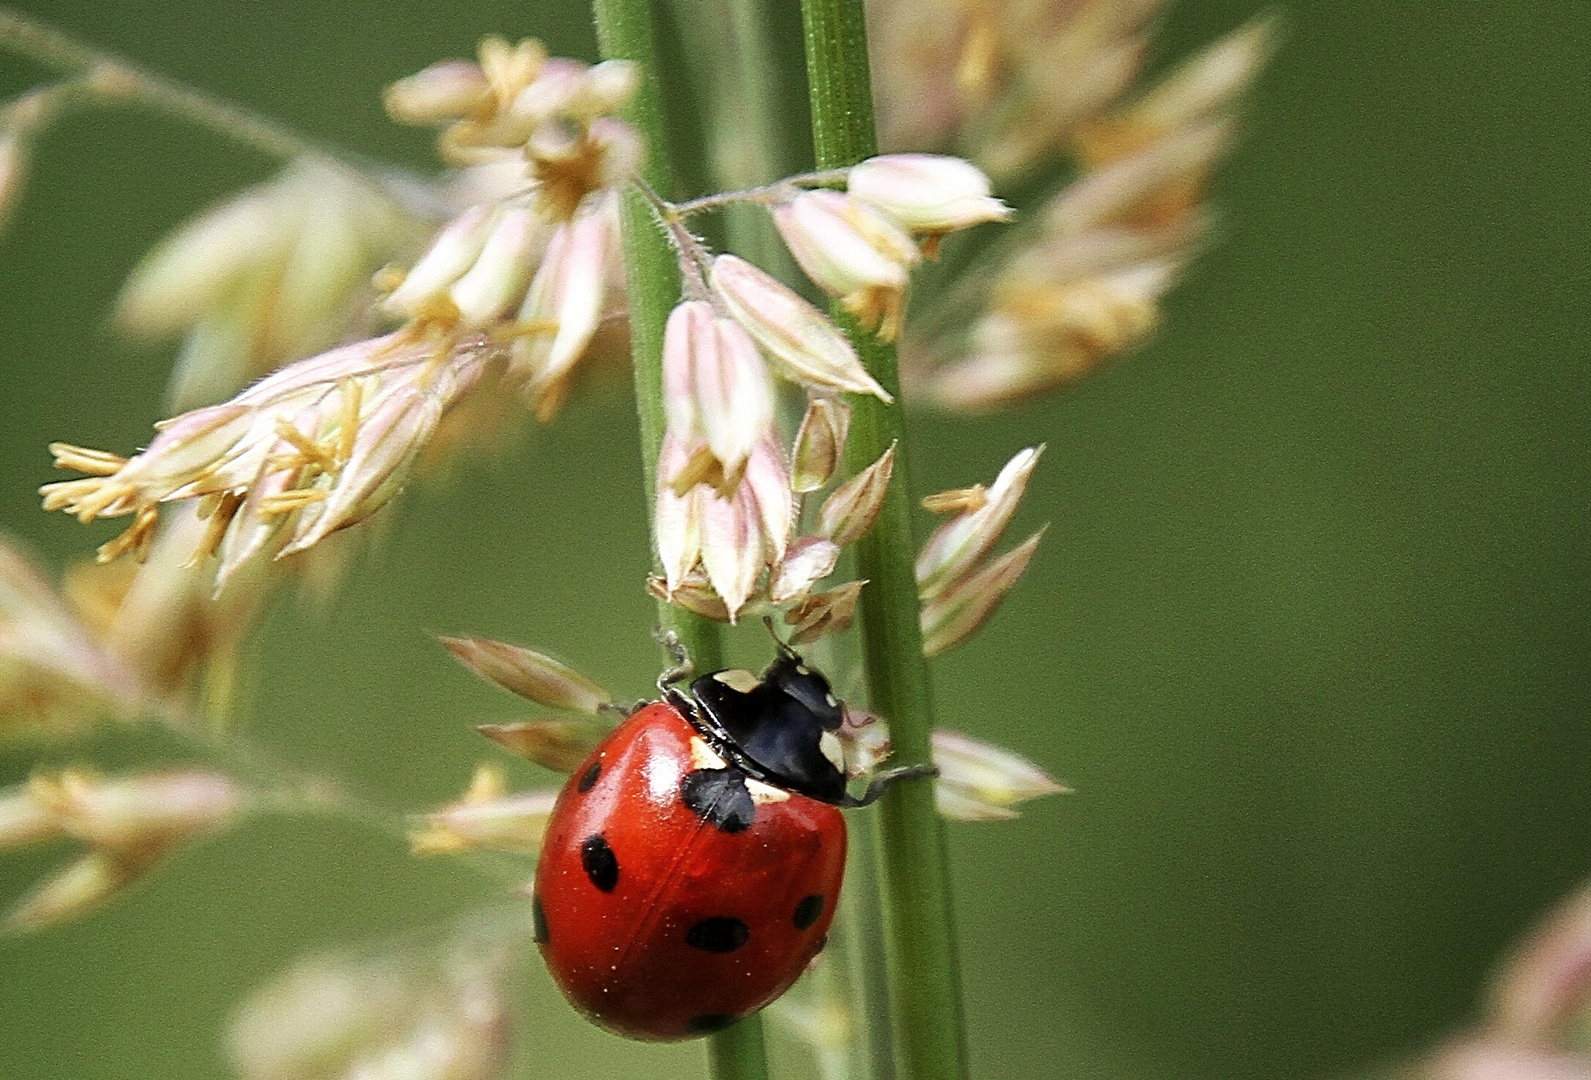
[0,5,439,215]
[706,1013,771,1080]
[799,1,971,1079]
[590,0,756,1073]
[0,5,311,159]
[714,0,787,279]
[669,169,848,218]
[590,0,725,676]
[840,814,898,1080]
[150,716,527,887]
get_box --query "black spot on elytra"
[577,760,601,793]
[581,834,618,892]
[685,916,750,953]
[793,894,824,930]
[531,893,549,944]
[680,767,756,833]
[686,1013,737,1035]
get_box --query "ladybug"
[531,637,926,1041]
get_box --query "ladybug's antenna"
[652,627,693,693]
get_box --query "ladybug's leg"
[600,700,647,718]
[652,627,694,693]
[846,762,939,807]
[760,615,799,660]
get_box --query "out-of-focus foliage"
[0,3,1587,1080]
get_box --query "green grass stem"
[589,0,752,1072]
[799,0,972,1077]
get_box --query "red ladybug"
[532,641,924,1041]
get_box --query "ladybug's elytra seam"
[605,730,755,983]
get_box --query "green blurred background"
[0,1,1587,1078]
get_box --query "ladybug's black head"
[683,650,850,804]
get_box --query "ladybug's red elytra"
[531,640,927,1041]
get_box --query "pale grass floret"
[478,35,548,110]
[1484,877,1591,1045]
[782,579,866,646]
[773,189,920,341]
[970,0,1166,179]
[439,635,613,714]
[382,59,491,125]
[527,113,644,220]
[1111,15,1278,135]
[815,442,896,548]
[28,767,242,853]
[835,707,893,779]
[917,445,1043,598]
[790,397,851,494]
[41,332,495,589]
[709,254,893,402]
[0,784,63,849]
[1049,120,1233,236]
[699,437,794,620]
[476,718,612,773]
[442,159,534,209]
[655,431,794,622]
[228,930,513,1080]
[511,194,617,419]
[931,729,1067,820]
[866,0,1169,178]
[936,263,1175,409]
[381,204,498,323]
[862,6,1273,411]
[0,89,52,230]
[651,353,893,629]
[847,154,1010,237]
[387,34,643,224]
[45,35,647,607]
[0,538,145,730]
[924,112,1231,409]
[920,526,1046,657]
[50,501,275,721]
[410,764,559,856]
[661,300,776,491]
[509,57,626,131]
[916,446,1047,655]
[119,157,419,411]
[230,952,417,1080]
[655,431,705,596]
[770,536,842,604]
[1,766,244,931]
[4,850,135,933]
[699,482,762,620]
[829,712,1061,820]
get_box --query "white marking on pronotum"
[819,731,845,772]
[689,736,729,771]
[712,669,760,693]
